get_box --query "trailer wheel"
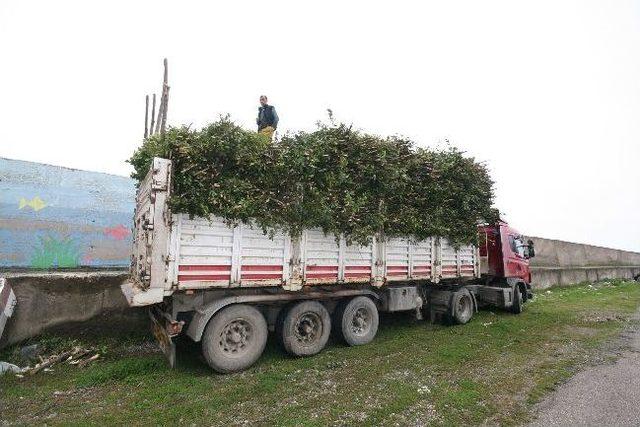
[511,285,524,314]
[451,288,474,324]
[280,301,331,357]
[339,296,379,346]
[201,304,268,374]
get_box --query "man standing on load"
[257,95,279,140]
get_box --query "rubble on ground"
[1,346,101,378]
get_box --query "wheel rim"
[351,307,371,336]
[457,295,471,320]
[219,318,252,356]
[294,311,322,345]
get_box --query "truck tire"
[339,296,379,346]
[201,304,268,374]
[280,301,331,357]
[451,288,474,324]
[511,285,523,314]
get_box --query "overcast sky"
[1,1,638,251]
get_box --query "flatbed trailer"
[122,158,535,372]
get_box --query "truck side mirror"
[527,240,535,258]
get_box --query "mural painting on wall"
[104,224,130,240]
[0,157,136,270]
[30,235,81,269]
[19,196,47,212]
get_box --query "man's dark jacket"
[257,105,279,130]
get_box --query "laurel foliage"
[128,116,497,246]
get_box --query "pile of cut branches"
[128,116,497,246]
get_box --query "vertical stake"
[155,92,164,134]
[160,86,170,137]
[150,94,156,136]
[160,58,169,137]
[144,95,149,139]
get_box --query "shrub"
[128,116,497,246]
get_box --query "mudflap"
[149,307,176,368]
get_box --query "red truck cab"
[478,221,535,297]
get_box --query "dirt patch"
[582,313,627,323]
[122,341,161,355]
[569,326,600,337]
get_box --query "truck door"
[500,226,528,280]
[478,226,503,277]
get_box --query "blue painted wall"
[0,157,136,269]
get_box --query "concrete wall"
[0,158,135,269]
[0,272,146,348]
[528,236,640,288]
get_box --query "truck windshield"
[510,235,527,258]
[509,235,527,258]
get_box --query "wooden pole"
[152,59,169,135]
[160,58,169,137]
[160,85,170,136]
[163,58,168,87]
[154,92,164,134]
[144,95,149,139]
[150,93,156,135]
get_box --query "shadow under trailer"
[122,158,535,373]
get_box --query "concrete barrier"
[0,271,146,348]
[528,236,640,288]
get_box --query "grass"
[1,279,640,426]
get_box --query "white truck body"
[123,158,479,306]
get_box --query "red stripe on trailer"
[178,274,231,281]
[306,273,338,279]
[241,265,283,272]
[306,265,338,271]
[345,272,371,278]
[387,266,408,271]
[241,273,282,280]
[387,272,408,276]
[179,265,231,272]
[345,265,371,271]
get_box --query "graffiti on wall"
[30,235,80,268]
[104,224,130,241]
[19,197,47,211]
[0,157,136,269]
